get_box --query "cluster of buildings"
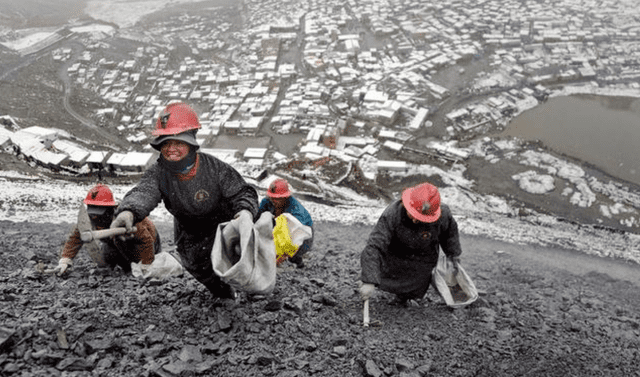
[3,0,640,179]
[0,119,155,175]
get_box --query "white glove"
[139,263,151,275]
[111,211,134,232]
[51,257,73,276]
[233,209,253,223]
[359,283,376,301]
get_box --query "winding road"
[56,42,129,149]
[1,37,129,150]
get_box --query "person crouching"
[52,183,160,275]
[257,178,313,268]
[110,102,258,299]
[359,182,462,305]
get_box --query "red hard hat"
[150,102,201,151]
[401,182,441,223]
[267,178,291,198]
[83,184,117,206]
[152,102,201,136]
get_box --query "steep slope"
[0,219,639,376]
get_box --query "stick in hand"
[363,299,370,327]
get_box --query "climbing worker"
[110,102,258,299]
[359,182,462,305]
[256,178,313,268]
[51,183,160,275]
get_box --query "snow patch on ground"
[85,0,216,28]
[471,139,624,214]
[518,150,597,207]
[2,168,639,264]
[70,24,116,36]
[0,31,56,50]
[512,170,555,194]
[552,83,640,99]
[390,163,473,189]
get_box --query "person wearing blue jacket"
[257,178,313,268]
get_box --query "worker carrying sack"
[431,250,478,308]
[273,213,313,265]
[131,251,184,280]
[211,211,277,295]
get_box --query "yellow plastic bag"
[273,215,299,265]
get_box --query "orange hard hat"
[150,102,201,151]
[401,182,441,223]
[84,184,117,206]
[267,178,291,198]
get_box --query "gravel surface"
[1,219,640,376]
[1,174,640,376]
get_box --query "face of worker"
[405,206,423,224]
[269,197,287,209]
[88,207,115,228]
[161,140,190,161]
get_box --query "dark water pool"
[501,95,640,186]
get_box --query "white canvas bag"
[131,251,184,280]
[431,249,478,308]
[273,213,313,264]
[211,211,276,294]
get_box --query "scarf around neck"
[159,149,197,175]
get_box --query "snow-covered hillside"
[1,168,639,265]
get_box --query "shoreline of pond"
[499,90,640,187]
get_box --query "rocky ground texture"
[1,218,640,377]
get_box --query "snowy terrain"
[1,163,639,266]
[0,0,220,51]
[84,0,215,29]
[1,2,639,267]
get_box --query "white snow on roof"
[0,32,56,50]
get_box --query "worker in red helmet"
[359,182,462,306]
[52,183,161,275]
[256,178,313,268]
[111,102,258,299]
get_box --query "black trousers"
[174,220,234,299]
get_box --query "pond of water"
[499,95,640,186]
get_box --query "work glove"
[111,211,135,232]
[50,257,73,276]
[139,263,151,276]
[359,283,376,301]
[233,209,253,223]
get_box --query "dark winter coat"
[116,153,258,293]
[360,200,462,299]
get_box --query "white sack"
[274,213,313,264]
[281,213,313,247]
[211,211,276,294]
[431,250,478,308]
[131,251,184,280]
